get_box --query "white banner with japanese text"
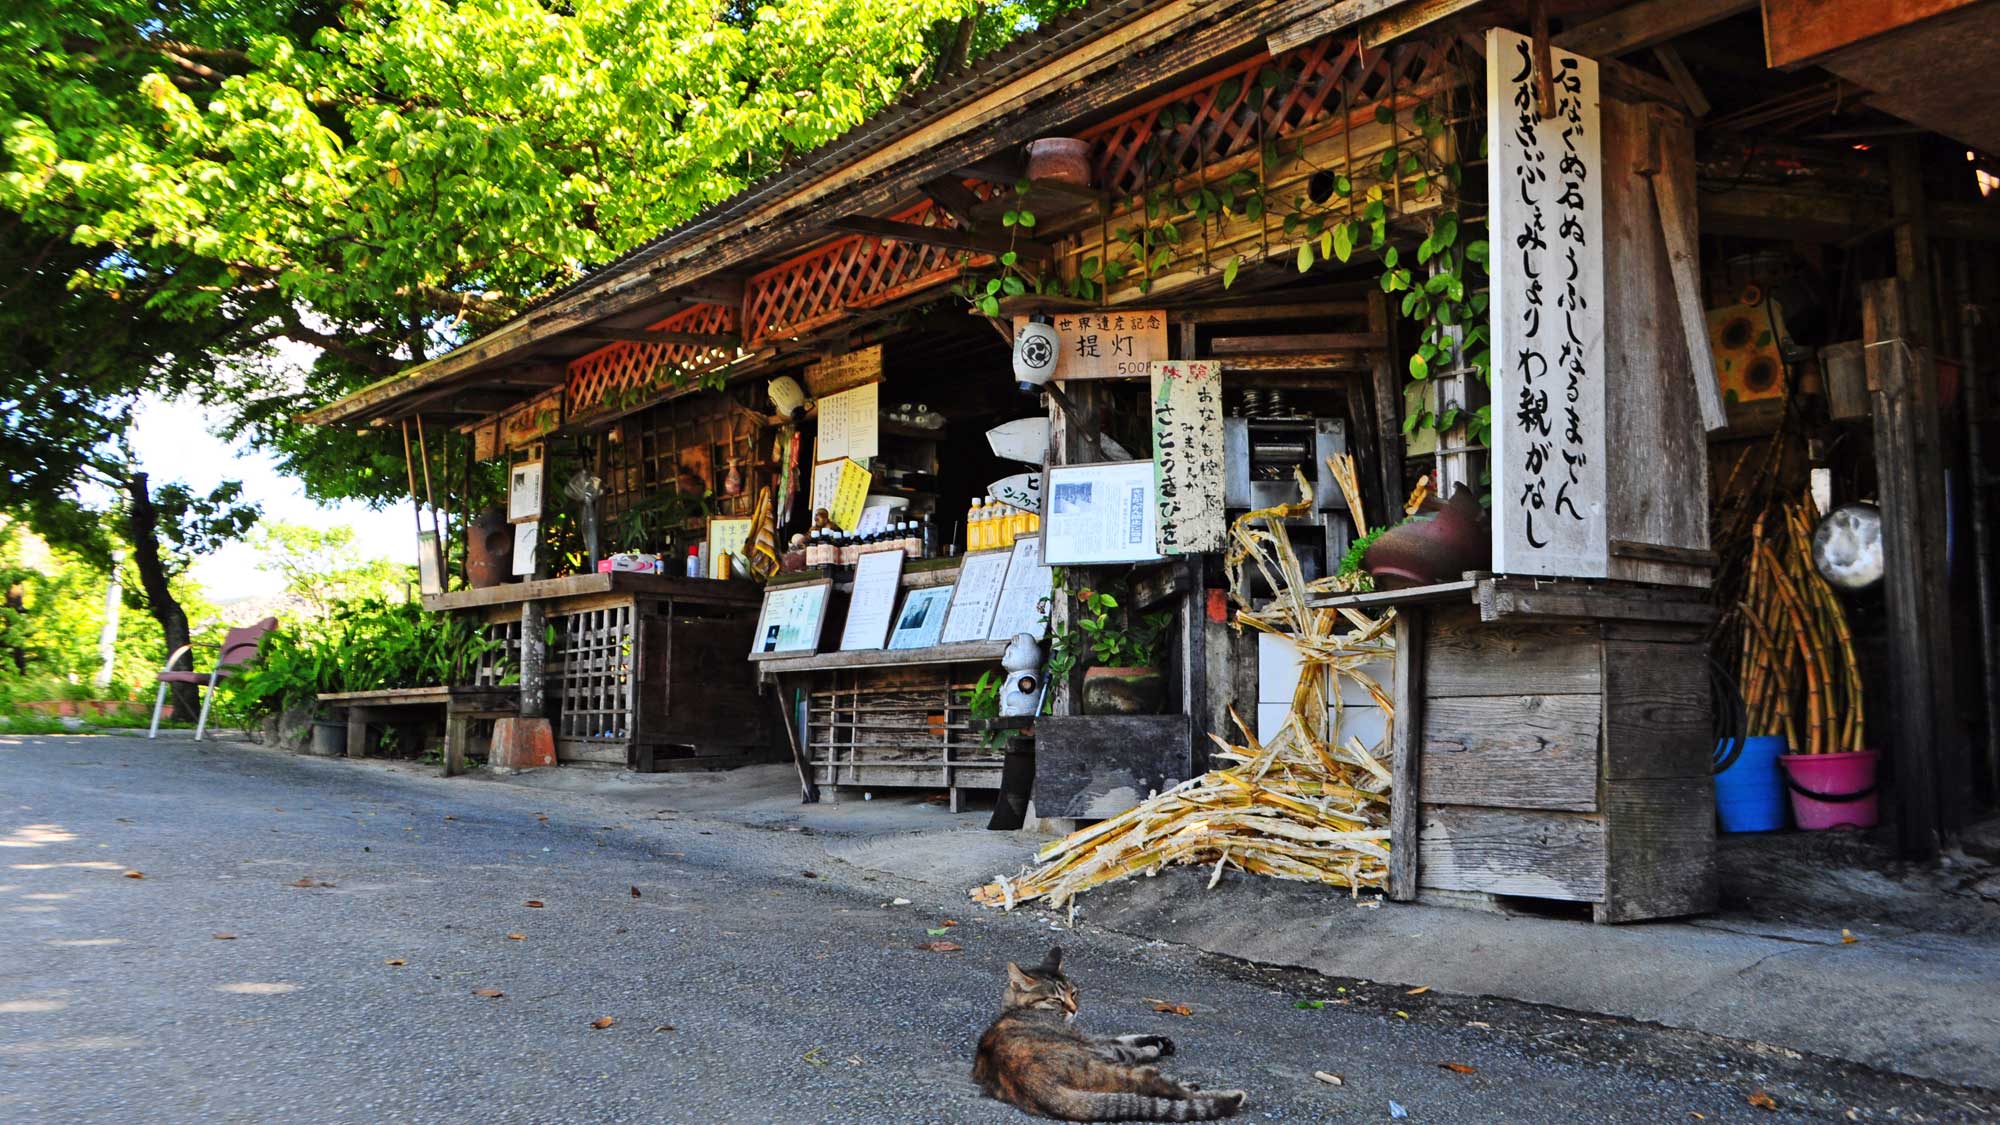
[1149,360,1225,554]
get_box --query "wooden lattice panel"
[743,195,992,348]
[566,302,740,421]
[807,664,1003,798]
[1077,38,1457,198]
[554,605,635,747]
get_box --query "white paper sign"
[987,535,1054,641]
[854,505,890,535]
[990,472,1042,513]
[1149,360,1225,554]
[809,459,845,517]
[1042,460,1163,566]
[816,382,879,462]
[750,581,831,655]
[940,550,1011,643]
[887,585,954,650]
[507,461,543,523]
[511,520,539,576]
[1487,27,1607,577]
[838,549,904,651]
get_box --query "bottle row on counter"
[967,496,1038,551]
[803,520,931,568]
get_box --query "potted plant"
[1046,580,1173,715]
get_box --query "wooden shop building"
[305,0,2000,922]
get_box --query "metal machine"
[1222,389,1352,585]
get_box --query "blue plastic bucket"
[1713,735,1788,832]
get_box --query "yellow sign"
[830,458,873,531]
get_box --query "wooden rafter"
[573,328,742,347]
[827,215,1052,261]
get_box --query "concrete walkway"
[471,762,2000,1092]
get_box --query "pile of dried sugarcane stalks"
[970,462,1395,911]
[1735,498,1864,755]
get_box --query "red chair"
[148,617,278,741]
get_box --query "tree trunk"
[124,472,198,720]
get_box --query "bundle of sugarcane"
[1736,498,1864,755]
[971,470,1395,911]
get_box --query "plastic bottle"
[685,545,702,578]
[967,498,984,551]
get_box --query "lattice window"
[596,389,761,532]
[552,605,635,745]
[742,193,995,348]
[473,620,521,687]
[1077,38,1459,198]
[806,665,1002,793]
[566,302,740,422]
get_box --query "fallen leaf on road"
[803,1047,829,1067]
[443,816,456,821]
[1747,1090,1778,1111]
[941,919,958,927]
[630,886,641,898]
[384,959,406,966]
[506,933,526,941]
[1406,986,1431,996]
[1313,1072,1343,1086]
[1295,1000,1326,1010]
[654,1025,675,1033]
[915,941,962,953]
[1438,1063,1476,1075]
[590,1016,615,1029]
[123,871,144,880]
[1841,928,1857,944]
[1147,1000,1193,1017]
[536,815,549,822]
[1466,1021,1491,1029]
[472,988,505,998]
[212,933,237,941]
[1689,1114,1706,1121]
[926,927,951,936]
[525,900,545,908]
[801,871,817,879]
[887,897,911,907]
[1394,1010,1410,1019]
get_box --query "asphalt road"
[1,735,1989,1123]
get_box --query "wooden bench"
[316,687,518,776]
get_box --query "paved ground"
[3,735,1995,1123]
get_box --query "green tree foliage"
[252,520,414,615]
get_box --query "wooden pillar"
[1045,381,1107,718]
[519,599,547,719]
[1862,279,1956,854]
[1387,610,1422,901]
[1366,289,1405,515]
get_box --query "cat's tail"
[1046,1088,1247,1121]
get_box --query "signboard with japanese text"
[1486,27,1608,578]
[803,345,884,397]
[1011,309,1167,380]
[828,458,873,531]
[501,387,564,449]
[1148,360,1225,554]
[1042,460,1162,566]
[989,472,1041,513]
[815,382,879,461]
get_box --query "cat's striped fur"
[972,947,1246,1121]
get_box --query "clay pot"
[1025,138,1094,187]
[1362,483,1491,589]
[466,507,515,588]
[1082,665,1166,715]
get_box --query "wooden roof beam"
[921,177,990,229]
[572,328,742,347]
[828,215,1053,261]
[1552,0,1758,59]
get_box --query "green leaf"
[1002,275,1026,297]
[1222,254,1241,289]
[1018,211,1036,229]
[1464,239,1490,267]
[1245,195,1264,221]
[1335,173,1352,195]
[1374,104,1396,125]
[1297,242,1315,272]
[1320,230,1333,260]
[1333,222,1354,263]
[1002,210,1018,228]
[1001,250,1018,267]
[1410,353,1430,380]
[1383,246,1399,269]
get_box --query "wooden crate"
[1399,599,1716,923]
[806,664,1003,809]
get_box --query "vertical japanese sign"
[1011,310,1167,379]
[1486,27,1607,578]
[1149,360,1225,554]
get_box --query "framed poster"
[1486,26,1607,577]
[706,517,754,579]
[939,549,1011,644]
[749,581,832,657]
[511,521,539,577]
[507,461,543,523]
[1042,460,1163,565]
[837,549,905,651]
[987,535,1054,641]
[887,585,954,650]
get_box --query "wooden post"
[1862,279,1954,854]
[1387,610,1423,901]
[1365,290,1405,518]
[443,714,469,777]
[1045,381,1106,718]
[520,600,547,720]
[346,707,370,760]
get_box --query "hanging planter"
[1779,749,1881,831]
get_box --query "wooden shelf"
[1306,579,1479,611]
[970,179,1107,226]
[756,639,1008,676]
[424,571,762,611]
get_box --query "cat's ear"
[1043,945,1063,971]
[1006,962,1037,989]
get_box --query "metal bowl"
[1811,502,1884,592]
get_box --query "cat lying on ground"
[972,946,1247,1121]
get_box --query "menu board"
[887,584,953,650]
[816,382,879,461]
[939,550,1011,644]
[987,535,1054,641]
[837,549,905,651]
[749,581,832,657]
[1149,360,1226,555]
[1043,460,1163,565]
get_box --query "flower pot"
[1712,735,1787,832]
[1779,750,1880,831]
[307,719,347,757]
[1362,483,1491,590]
[1025,138,1094,187]
[1082,666,1165,715]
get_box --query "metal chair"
[148,617,278,741]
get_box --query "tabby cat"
[971,946,1246,1121]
